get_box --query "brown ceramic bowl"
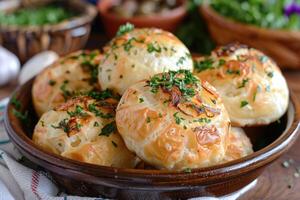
[200,5,300,70]
[98,0,187,38]
[0,0,97,63]
[4,79,300,199]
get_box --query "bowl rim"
[97,0,187,22]
[200,4,300,40]
[0,0,97,32]
[4,79,300,185]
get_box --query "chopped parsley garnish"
[99,121,116,136]
[94,121,100,127]
[173,112,185,125]
[159,113,163,118]
[48,80,56,86]
[148,70,199,99]
[267,71,274,78]
[111,141,118,148]
[116,23,134,36]
[240,100,249,108]
[80,52,99,84]
[259,55,268,63]
[218,59,226,66]
[88,103,113,119]
[51,118,70,133]
[60,80,72,100]
[238,78,249,88]
[88,89,118,101]
[194,58,214,72]
[193,118,211,123]
[11,95,21,110]
[12,109,28,123]
[139,98,144,103]
[76,123,82,130]
[147,43,162,53]
[67,105,88,118]
[176,56,186,66]
[123,37,144,52]
[226,69,241,75]
[253,85,261,101]
[146,117,151,123]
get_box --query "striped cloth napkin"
[0,98,256,200]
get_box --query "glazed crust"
[194,44,289,127]
[224,127,253,162]
[32,50,102,117]
[116,71,230,171]
[33,96,138,168]
[98,28,193,94]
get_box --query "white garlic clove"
[0,46,20,87]
[19,51,59,85]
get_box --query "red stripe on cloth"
[31,171,42,200]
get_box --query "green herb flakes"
[267,71,274,78]
[240,100,249,108]
[148,70,199,99]
[48,80,56,86]
[173,112,185,125]
[67,105,88,118]
[94,121,100,127]
[194,58,214,72]
[147,43,162,53]
[146,117,151,123]
[238,78,249,88]
[51,118,70,133]
[111,141,118,148]
[139,98,144,103]
[99,121,116,136]
[116,23,135,36]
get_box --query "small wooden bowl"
[0,0,97,63]
[98,0,187,38]
[4,79,300,199]
[200,5,300,70]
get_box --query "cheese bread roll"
[116,70,230,171]
[224,127,253,162]
[32,50,102,117]
[98,25,193,94]
[33,95,138,168]
[194,43,289,127]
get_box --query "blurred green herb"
[0,4,75,26]
[116,22,135,36]
[99,121,116,136]
[175,0,215,54]
[210,0,300,30]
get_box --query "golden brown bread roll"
[116,70,230,171]
[32,50,102,117]
[98,26,193,95]
[224,127,253,162]
[194,43,289,127]
[33,95,138,168]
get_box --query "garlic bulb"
[0,46,20,86]
[19,51,58,85]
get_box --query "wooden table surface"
[1,51,300,200]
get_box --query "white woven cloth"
[0,99,256,200]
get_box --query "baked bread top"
[194,44,289,127]
[116,70,230,170]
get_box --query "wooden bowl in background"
[4,78,300,199]
[200,5,300,70]
[0,0,97,63]
[98,0,187,38]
